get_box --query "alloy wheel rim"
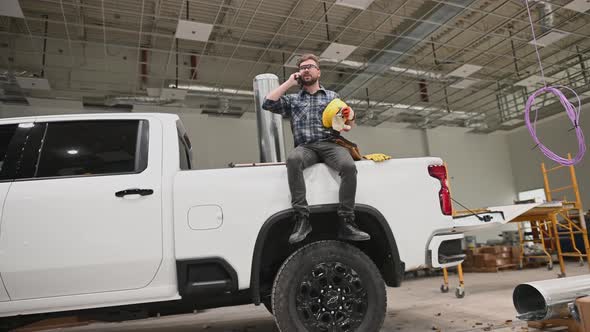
[295,262,368,332]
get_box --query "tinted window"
[0,124,18,178]
[35,120,146,178]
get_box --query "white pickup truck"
[0,112,534,331]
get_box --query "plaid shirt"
[262,86,340,147]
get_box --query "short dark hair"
[297,54,320,68]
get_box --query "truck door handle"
[115,188,154,197]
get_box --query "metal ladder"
[541,153,590,277]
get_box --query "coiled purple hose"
[523,0,585,166]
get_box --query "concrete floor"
[46,262,589,332]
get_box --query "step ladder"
[542,153,590,277]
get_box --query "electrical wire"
[523,0,585,166]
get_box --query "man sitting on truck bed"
[262,53,370,244]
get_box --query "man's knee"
[286,151,305,169]
[340,161,357,176]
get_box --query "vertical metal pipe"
[253,74,286,163]
[41,15,49,78]
[141,49,148,84]
[538,2,554,34]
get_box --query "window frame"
[0,123,30,183]
[176,120,193,171]
[14,119,150,182]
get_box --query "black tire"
[271,240,386,332]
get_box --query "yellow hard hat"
[322,98,349,128]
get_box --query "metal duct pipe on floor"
[513,275,590,321]
[253,74,285,163]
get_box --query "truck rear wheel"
[271,240,386,332]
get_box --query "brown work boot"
[289,215,312,244]
[338,216,370,241]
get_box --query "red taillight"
[428,165,452,216]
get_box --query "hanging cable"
[523,0,585,166]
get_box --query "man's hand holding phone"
[289,73,303,88]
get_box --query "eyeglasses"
[299,64,319,71]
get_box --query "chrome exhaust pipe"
[513,275,590,321]
[253,74,286,163]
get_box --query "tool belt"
[331,136,362,161]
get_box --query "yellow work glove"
[363,153,392,162]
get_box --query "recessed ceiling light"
[564,0,590,13]
[175,20,213,42]
[529,30,570,47]
[447,64,482,78]
[334,0,375,10]
[0,0,24,18]
[320,43,357,61]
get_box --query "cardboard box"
[495,258,511,267]
[576,296,590,332]
[511,246,521,261]
[479,247,500,254]
[474,254,496,267]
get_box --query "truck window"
[177,121,192,170]
[34,120,148,178]
[0,124,18,179]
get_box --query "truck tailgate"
[451,202,541,231]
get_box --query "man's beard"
[302,76,318,86]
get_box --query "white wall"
[426,127,518,243]
[507,104,590,210]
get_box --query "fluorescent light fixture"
[514,75,557,87]
[334,0,375,10]
[529,30,570,47]
[322,58,364,68]
[321,58,443,79]
[450,78,479,89]
[564,0,590,13]
[16,77,51,90]
[171,84,254,96]
[175,20,213,42]
[447,64,482,78]
[18,123,35,128]
[439,111,476,121]
[0,0,24,18]
[67,150,79,155]
[320,43,357,61]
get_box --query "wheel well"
[250,204,403,304]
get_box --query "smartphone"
[295,74,304,88]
